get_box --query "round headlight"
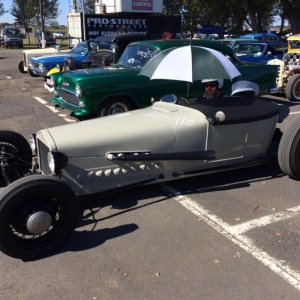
[28,134,36,152]
[75,84,82,97]
[39,63,46,71]
[47,151,68,173]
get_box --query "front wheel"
[0,176,79,260]
[18,61,26,73]
[285,75,300,101]
[278,117,300,180]
[98,98,134,117]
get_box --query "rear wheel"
[278,117,300,180]
[0,176,79,260]
[285,75,300,101]
[97,98,134,117]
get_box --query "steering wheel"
[176,97,189,106]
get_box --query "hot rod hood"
[37,102,207,158]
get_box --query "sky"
[1,0,71,26]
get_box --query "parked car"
[35,30,55,47]
[18,37,81,75]
[53,32,64,38]
[216,38,258,49]
[239,32,280,41]
[45,33,148,80]
[233,41,287,64]
[268,34,300,101]
[0,91,298,260]
[47,39,279,117]
[28,41,89,77]
[0,27,23,48]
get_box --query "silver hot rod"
[0,95,299,260]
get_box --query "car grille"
[58,89,80,106]
[37,139,51,175]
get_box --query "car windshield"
[234,43,265,56]
[288,40,300,50]
[89,41,114,52]
[5,28,21,35]
[116,45,159,68]
[70,42,88,56]
[219,40,234,48]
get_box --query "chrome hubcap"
[27,211,52,234]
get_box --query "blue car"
[233,41,287,64]
[28,42,88,77]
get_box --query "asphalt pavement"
[0,49,300,300]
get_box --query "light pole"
[82,0,86,41]
[39,0,45,48]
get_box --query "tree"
[280,0,300,34]
[75,0,95,14]
[0,0,7,16]
[10,0,60,27]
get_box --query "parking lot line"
[161,184,300,291]
[33,96,76,123]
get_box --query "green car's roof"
[128,39,237,56]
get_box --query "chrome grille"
[37,139,51,175]
[58,89,80,106]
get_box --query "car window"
[71,42,88,55]
[234,44,265,56]
[117,45,159,68]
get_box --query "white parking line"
[161,184,300,291]
[33,96,76,123]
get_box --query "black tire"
[0,130,32,164]
[98,98,134,117]
[28,69,39,77]
[0,175,79,260]
[18,61,26,74]
[0,130,32,184]
[278,117,300,180]
[285,75,300,101]
[64,57,76,71]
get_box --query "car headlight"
[28,134,37,152]
[39,63,46,71]
[75,84,82,97]
[47,151,68,173]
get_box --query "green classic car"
[48,39,278,117]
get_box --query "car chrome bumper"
[28,66,48,77]
[269,87,279,94]
[44,81,54,92]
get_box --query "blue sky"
[1,0,71,25]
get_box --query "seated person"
[199,79,224,100]
[266,45,275,55]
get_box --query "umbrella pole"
[187,82,189,98]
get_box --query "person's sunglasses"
[205,83,217,88]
